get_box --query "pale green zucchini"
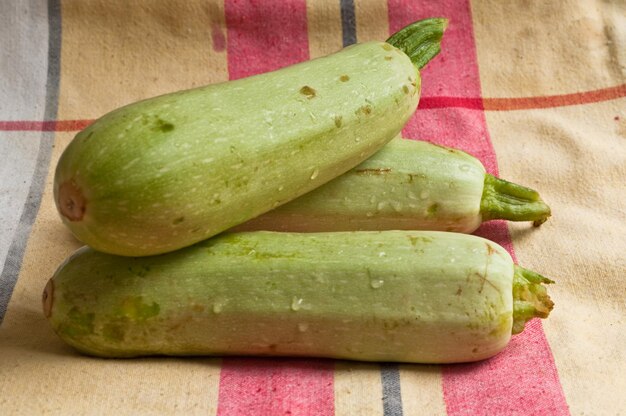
[233,137,551,233]
[43,231,553,363]
[53,19,447,257]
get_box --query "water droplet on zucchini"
[291,296,303,311]
[370,279,384,289]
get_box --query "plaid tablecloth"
[1,1,624,414]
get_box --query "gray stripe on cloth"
[0,0,50,120]
[0,133,43,274]
[381,364,403,416]
[0,0,61,324]
[340,0,357,47]
[0,0,51,278]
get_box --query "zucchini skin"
[54,42,419,257]
[233,138,486,233]
[45,231,515,363]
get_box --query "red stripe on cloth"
[2,84,623,133]
[417,84,626,110]
[388,1,569,415]
[217,358,335,416]
[483,84,626,111]
[218,2,335,415]
[0,119,93,131]
[419,96,484,110]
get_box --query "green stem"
[386,18,448,69]
[480,174,552,226]
[512,266,554,334]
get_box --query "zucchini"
[43,231,553,363]
[53,19,447,257]
[233,138,551,233]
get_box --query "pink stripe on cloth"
[443,320,568,416]
[217,358,335,416]
[389,0,496,172]
[218,2,335,415]
[225,0,309,80]
[388,1,569,415]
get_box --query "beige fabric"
[307,0,343,58]
[334,362,385,415]
[399,365,446,415]
[58,0,228,120]
[355,0,390,43]
[472,0,626,97]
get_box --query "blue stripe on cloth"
[339,0,357,47]
[0,0,61,324]
[381,364,404,416]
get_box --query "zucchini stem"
[480,174,552,225]
[386,18,448,69]
[512,265,554,334]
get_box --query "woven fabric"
[1,0,624,414]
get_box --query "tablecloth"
[1,0,624,414]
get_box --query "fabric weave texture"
[0,1,624,415]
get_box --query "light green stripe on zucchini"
[44,230,553,363]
